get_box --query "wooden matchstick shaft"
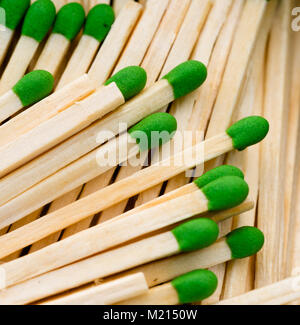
[0,188,207,287]
[0,74,96,148]
[42,273,148,305]
[216,274,300,305]
[0,132,232,257]
[0,36,39,95]
[0,28,14,66]
[0,232,180,304]
[34,33,71,75]
[0,90,23,123]
[0,83,124,178]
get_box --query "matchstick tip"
[129,112,177,151]
[83,4,115,42]
[105,66,147,101]
[172,218,219,252]
[172,269,218,304]
[226,226,265,259]
[0,0,30,30]
[162,60,207,99]
[52,2,85,41]
[202,176,249,211]
[12,70,54,106]
[21,0,56,43]
[226,116,270,151]
[194,165,244,189]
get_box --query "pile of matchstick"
[0,0,299,306]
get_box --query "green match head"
[0,0,30,30]
[201,176,249,211]
[172,218,219,252]
[52,2,85,41]
[21,0,56,42]
[194,165,244,189]
[226,116,270,151]
[172,269,218,304]
[226,226,265,259]
[12,70,54,106]
[105,66,147,101]
[162,60,207,99]
[128,113,177,151]
[83,4,115,42]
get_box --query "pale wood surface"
[43,273,148,305]
[256,0,292,287]
[88,1,142,84]
[0,36,39,95]
[0,27,14,66]
[113,0,130,16]
[0,231,180,304]
[0,74,97,147]
[34,33,70,76]
[0,90,23,123]
[0,83,124,179]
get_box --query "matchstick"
[56,3,115,89]
[0,116,268,254]
[89,0,110,10]
[119,270,218,305]
[0,225,264,304]
[31,0,65,11]
[0,61,206,220]
[0,0,30,66]
[33,2,85,76]
[112,0,170,72]
[0,74,96,147]
[42,273,149,305]
[88,1,143,85]
[113,0,130,16]
[216,274,300,305]
[0,70,54,124]
[0,113,177,213]
[0,66,146,177]
[0,218,220,302]
[1,167,247,281]
[256,0,292,287]
[0,0,56,95]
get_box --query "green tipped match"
[226,226,265,259]
[84,4,115,42]
[172,218,219,252]
[12,70,54,106]
[105,66,147,101]
[129,113,177,151]
[194,165,244,189]
[172,270,218,304]
[52,3,85,41]
[226,116,270,151]
[22,0,56,43]
[202,176,249,211]
[162,60,207,99]
[0,0,30,30]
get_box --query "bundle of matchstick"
[0,0,298,306]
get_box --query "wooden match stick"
[88,1,142,85]
[256,0,292,287]
[42,273,149,305]
[0,116,268,252]
[0,225,264,305]
[0,113,177,213]
[0,70,54,124]
[0,168,249,284]
[0,74,96,148]
[56,3,115,89]
[0,61,205,218]
[0,0,56,95]
[113,0,130,16]
[89,1,110,11]
[216,274,300,305]
[0,218,220,303]
[0,66,146,177]
[0,0,30,66]
[33,2,85,76]
[119,270,217,305]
